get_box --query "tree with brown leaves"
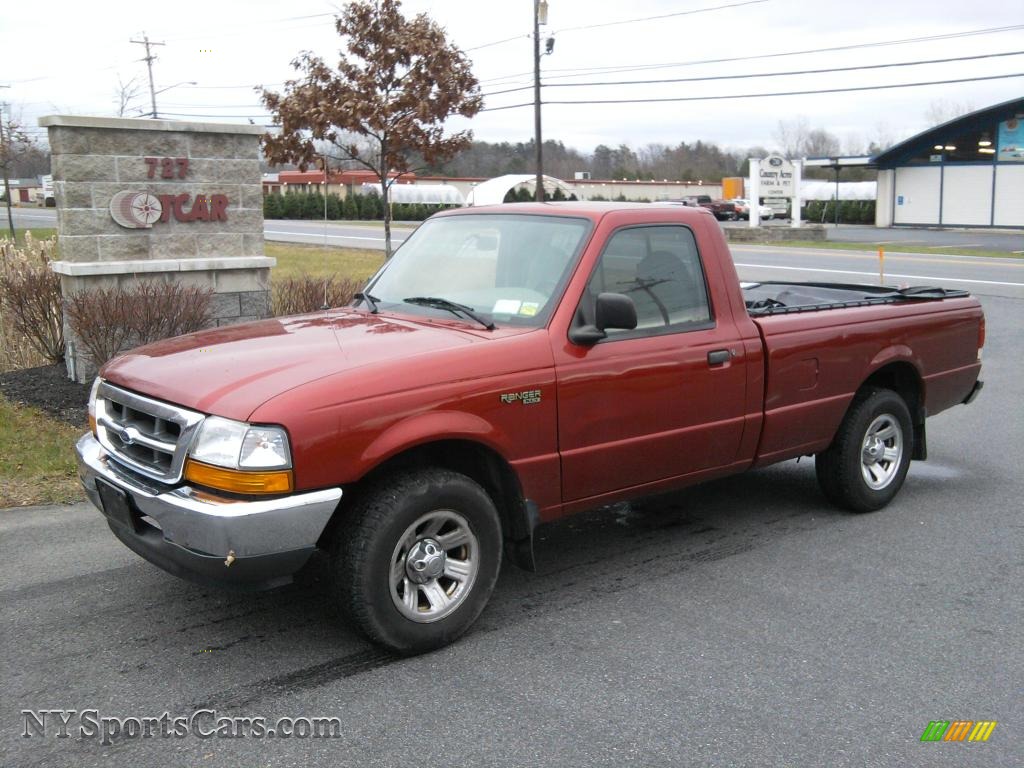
[261,0,482,257]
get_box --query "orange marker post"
[879,247,885,286]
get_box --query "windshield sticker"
[493,299,522,314]
[519,302,539,317]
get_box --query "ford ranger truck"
[76,203,984,654]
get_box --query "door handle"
[707,349,731,366]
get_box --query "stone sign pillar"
[38,115,274,382]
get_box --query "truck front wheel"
[815,387,913,513]
[332,468,503,654]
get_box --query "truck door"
[554,224,747,502]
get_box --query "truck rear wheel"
[332,468,502,654]
[815,387,913,513]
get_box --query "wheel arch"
[320,438,539,571]
[858,359,927,460]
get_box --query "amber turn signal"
[184,459,293,495]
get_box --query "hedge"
[263,191,456,221]
[802,200,875,224]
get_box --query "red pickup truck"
[77,202,984,654]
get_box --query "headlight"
[186,417,293,495]
[88,378,101,435]
[190,416,291,469]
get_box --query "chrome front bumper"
[76,433,342,589]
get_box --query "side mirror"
[570,292,637,345]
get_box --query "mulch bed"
[0,363,90,426]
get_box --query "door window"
[583,225,712,336]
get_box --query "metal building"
[874,97,1024,228]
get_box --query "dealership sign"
[109,156,230,229]
[759,155,795,196]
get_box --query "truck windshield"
[364,214,591,327]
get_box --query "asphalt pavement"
[9,206,1023,253]
[2,292,1021,766]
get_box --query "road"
[11,206,1023,252]
[3,300,1021,764]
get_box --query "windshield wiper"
[402,296,495,330]
[354,292,380,313]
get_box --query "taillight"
[978,316,986,350]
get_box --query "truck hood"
[101,310,499,421]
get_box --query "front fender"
[359,410,510,469]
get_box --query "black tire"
[815,387,914,513]
[332,468,502,654]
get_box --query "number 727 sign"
[145,157,189,179]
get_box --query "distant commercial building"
[874,97,1023,228]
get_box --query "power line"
[176,83,286,90]
[465,1,769,54]
[466,34,532,52]
[480,49,1024,97]
[479,72,1024,111]
[160,112,271,119]
[555,0,769,34]
[476,23,1024,85]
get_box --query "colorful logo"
[109,191,163,229]
[920,720,997,742]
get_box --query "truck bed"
[744,285,983,466]
[743,282,969,316]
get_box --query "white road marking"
[732,261,1024,288]
[932,243,983,248]
[265,229,406,243]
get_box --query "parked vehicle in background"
[763,197,790,219]
[35,175,55,207]
[76,202,985,655]
[678,195,737,221]
[730,198,774,220]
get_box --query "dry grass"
[766,240,1023,260]
[1,231,61,373]
[265,242,385,283]
[0,396,83,507]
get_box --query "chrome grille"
[94,381,204,483]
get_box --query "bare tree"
[1,110,34,239]
[924,99,976,127]
[114,74,146,118]
[773,117,810,158]
[261,0,481,257]
[803,128,841,158]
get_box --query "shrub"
[65,282,213,370]
[343,193,359,220]
[303,191,324,219]
[263,193,283,219]
[272,275,362,317]
[282,191,303,219]
[0,232,64,369]
[326,193,342,219]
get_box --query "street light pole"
[533,0,546,202]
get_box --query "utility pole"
[130,33,165,118]
[533,0,546,202]
[0,97,16,241]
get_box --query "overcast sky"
[4,0,1023,156]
